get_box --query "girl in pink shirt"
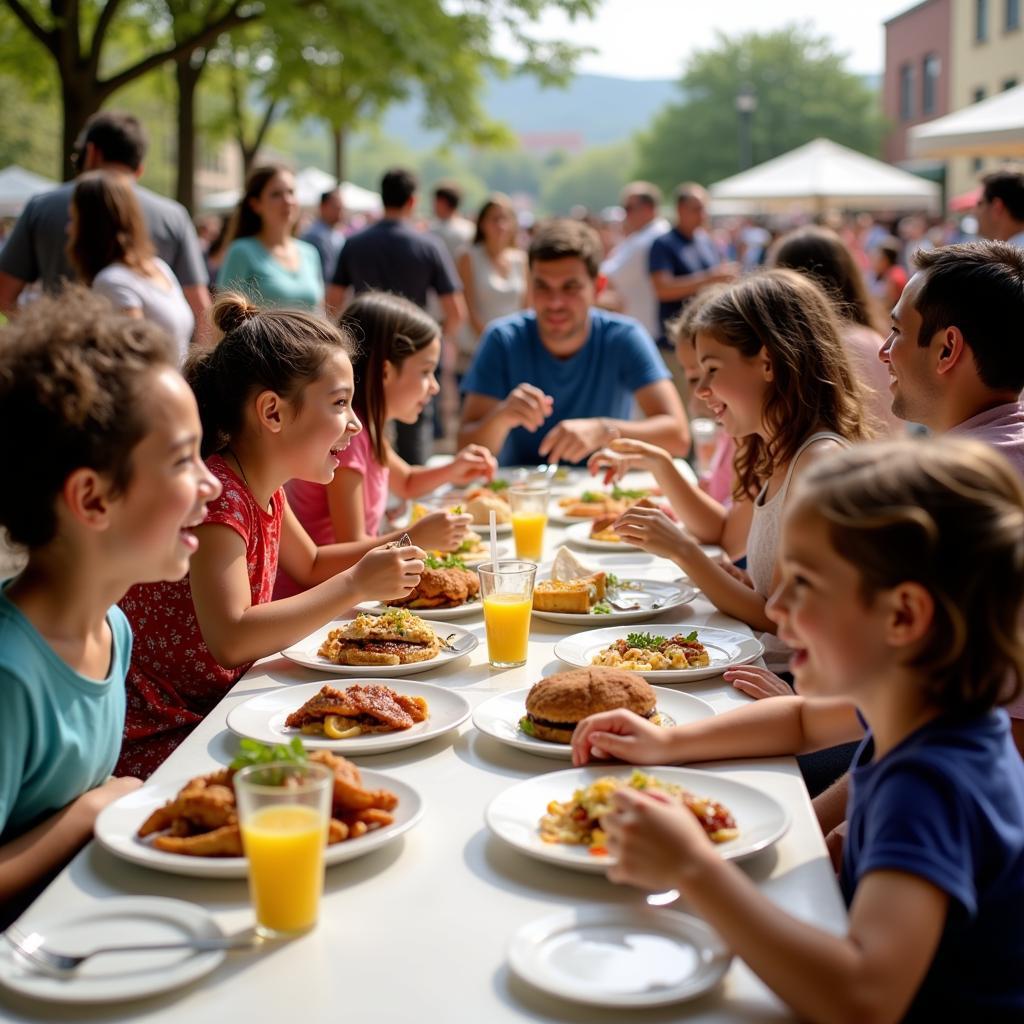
[279,292,496,597]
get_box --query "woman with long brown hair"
[67,170,194,362]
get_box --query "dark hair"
[981,167,1024,221]
[433,181,462,210]
[381,168,418,210]
[770,225,881,332]
[74,111,148,172]
[339,292,440,463]
[796,437,1024,716]
[473,192,516,246]
[673,182,707,206]
[0,287,176,548]
[320,189,340,206]
[874,235,901,267]
[186,292,354,458]
[67,170,155,286]
[621,181,662,210]
[528,218,603,277]
[692,269,872,501]
[912,241,1024,392]
[226,164,293,243]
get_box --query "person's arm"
[650,266,735,302]
[183,284,214,345]
[438,290,466,341]
[572,694,863,767]
[187,512,425,667]
[458,385,553,456]
[605,789,947,1024]
[0,778,142,905]
[325,283,349,320]
[0,269,25,316]
[387,442,496,500]
[538,378,690,466]
[456,250,485,337]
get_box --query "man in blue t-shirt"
[459,218,689,467]
[648,182,738,344]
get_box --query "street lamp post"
[736,82,758,171]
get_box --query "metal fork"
[608,598,664,612]
[3,924,259,976]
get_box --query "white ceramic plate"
[281,619,477,676]
[95,769,423,879]
[472,685,715,760]
[486,765,789,872]
[453,543,510,567]
[553,624,763,682]
[0,897,224,1003]
[355,598,482,620]
[532,578,699,626]
[508,905,731,1008]
[563,520,641,552]
[227,679,471,754]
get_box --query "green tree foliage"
[539,140,637,214]
[635,24,886,190]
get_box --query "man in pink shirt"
[881,240,1024,746]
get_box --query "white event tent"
[908,84,1024,159]
[708,138,940,215]
[0,165,57,217]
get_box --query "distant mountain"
[367,72,679,150]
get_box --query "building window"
[922,54,941,114]
[974,86,987,103]
[973,156,985,172]
[900,63,915,120]
[1008,0,1021,31]
[977,0,989,40]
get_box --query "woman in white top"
[455,193,527,375]
[67,171,195,363]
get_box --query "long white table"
[0,524,847,1023]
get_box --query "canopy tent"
[708,138,940,214]
[199,169,382,216]
[0,165,57,217]
[908,85,1024,159]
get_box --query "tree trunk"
[331,124,345,182]
[61,76,104,180]
[175,49,208,214]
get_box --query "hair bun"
[211,291,259,335]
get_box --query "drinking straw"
[489,510,499,571]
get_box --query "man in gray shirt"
[0,111,210,332]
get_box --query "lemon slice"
[323,715,361,739]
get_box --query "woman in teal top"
[217,164,324,311]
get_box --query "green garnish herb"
[680,630,699,643]
[580,490,603,503]
[425,553,467,570]
[486,479,510,492]
[592,602,612,615]
[450,504,464,515]
[625,631,668,650]
[230,737,308,772]
[612,485,649,500]
[519,716,536,736]
[605,572,620,590]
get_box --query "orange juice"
[483,594,532,666]
[511,513,547,560]
[241,804,326,934]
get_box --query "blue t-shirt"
[648,227,721,340]
[461,309,670,466]
[217,237,324,311]
[841,710,1024,1020]
[0,583,130,838]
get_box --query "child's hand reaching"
[409,511,473,553]
[602,787,716,891]
[613,505,696,563]
[571,709,676,767]
[75,776,143,827]
[587,438,668,486]
[722,666,793,700]
[350,543,426,601]
[447,445,497,485]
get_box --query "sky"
[511,0,919,80]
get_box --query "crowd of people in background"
[2,105,1024,1018]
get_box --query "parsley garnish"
[676,630,699,643]
[612,485,649,500]
[580,490,603,503]
[625,631,668,649]
[592,602,612,615]
[518,716,536,736]
[486,479,509,492]
[605,572,620,590]
[230,737,308,772]
[425,553,467,570]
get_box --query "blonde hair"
[795,437,1024,716]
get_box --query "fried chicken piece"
[285,684,428,732]
[386,567,479,609]
[138,773,237,837]
[310,750,400,813]
[153,823,244,857]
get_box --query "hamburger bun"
[521,668,656,744]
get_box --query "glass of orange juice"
[508,484,550,561]
[477,559,537,668]
[234,761,333,938]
